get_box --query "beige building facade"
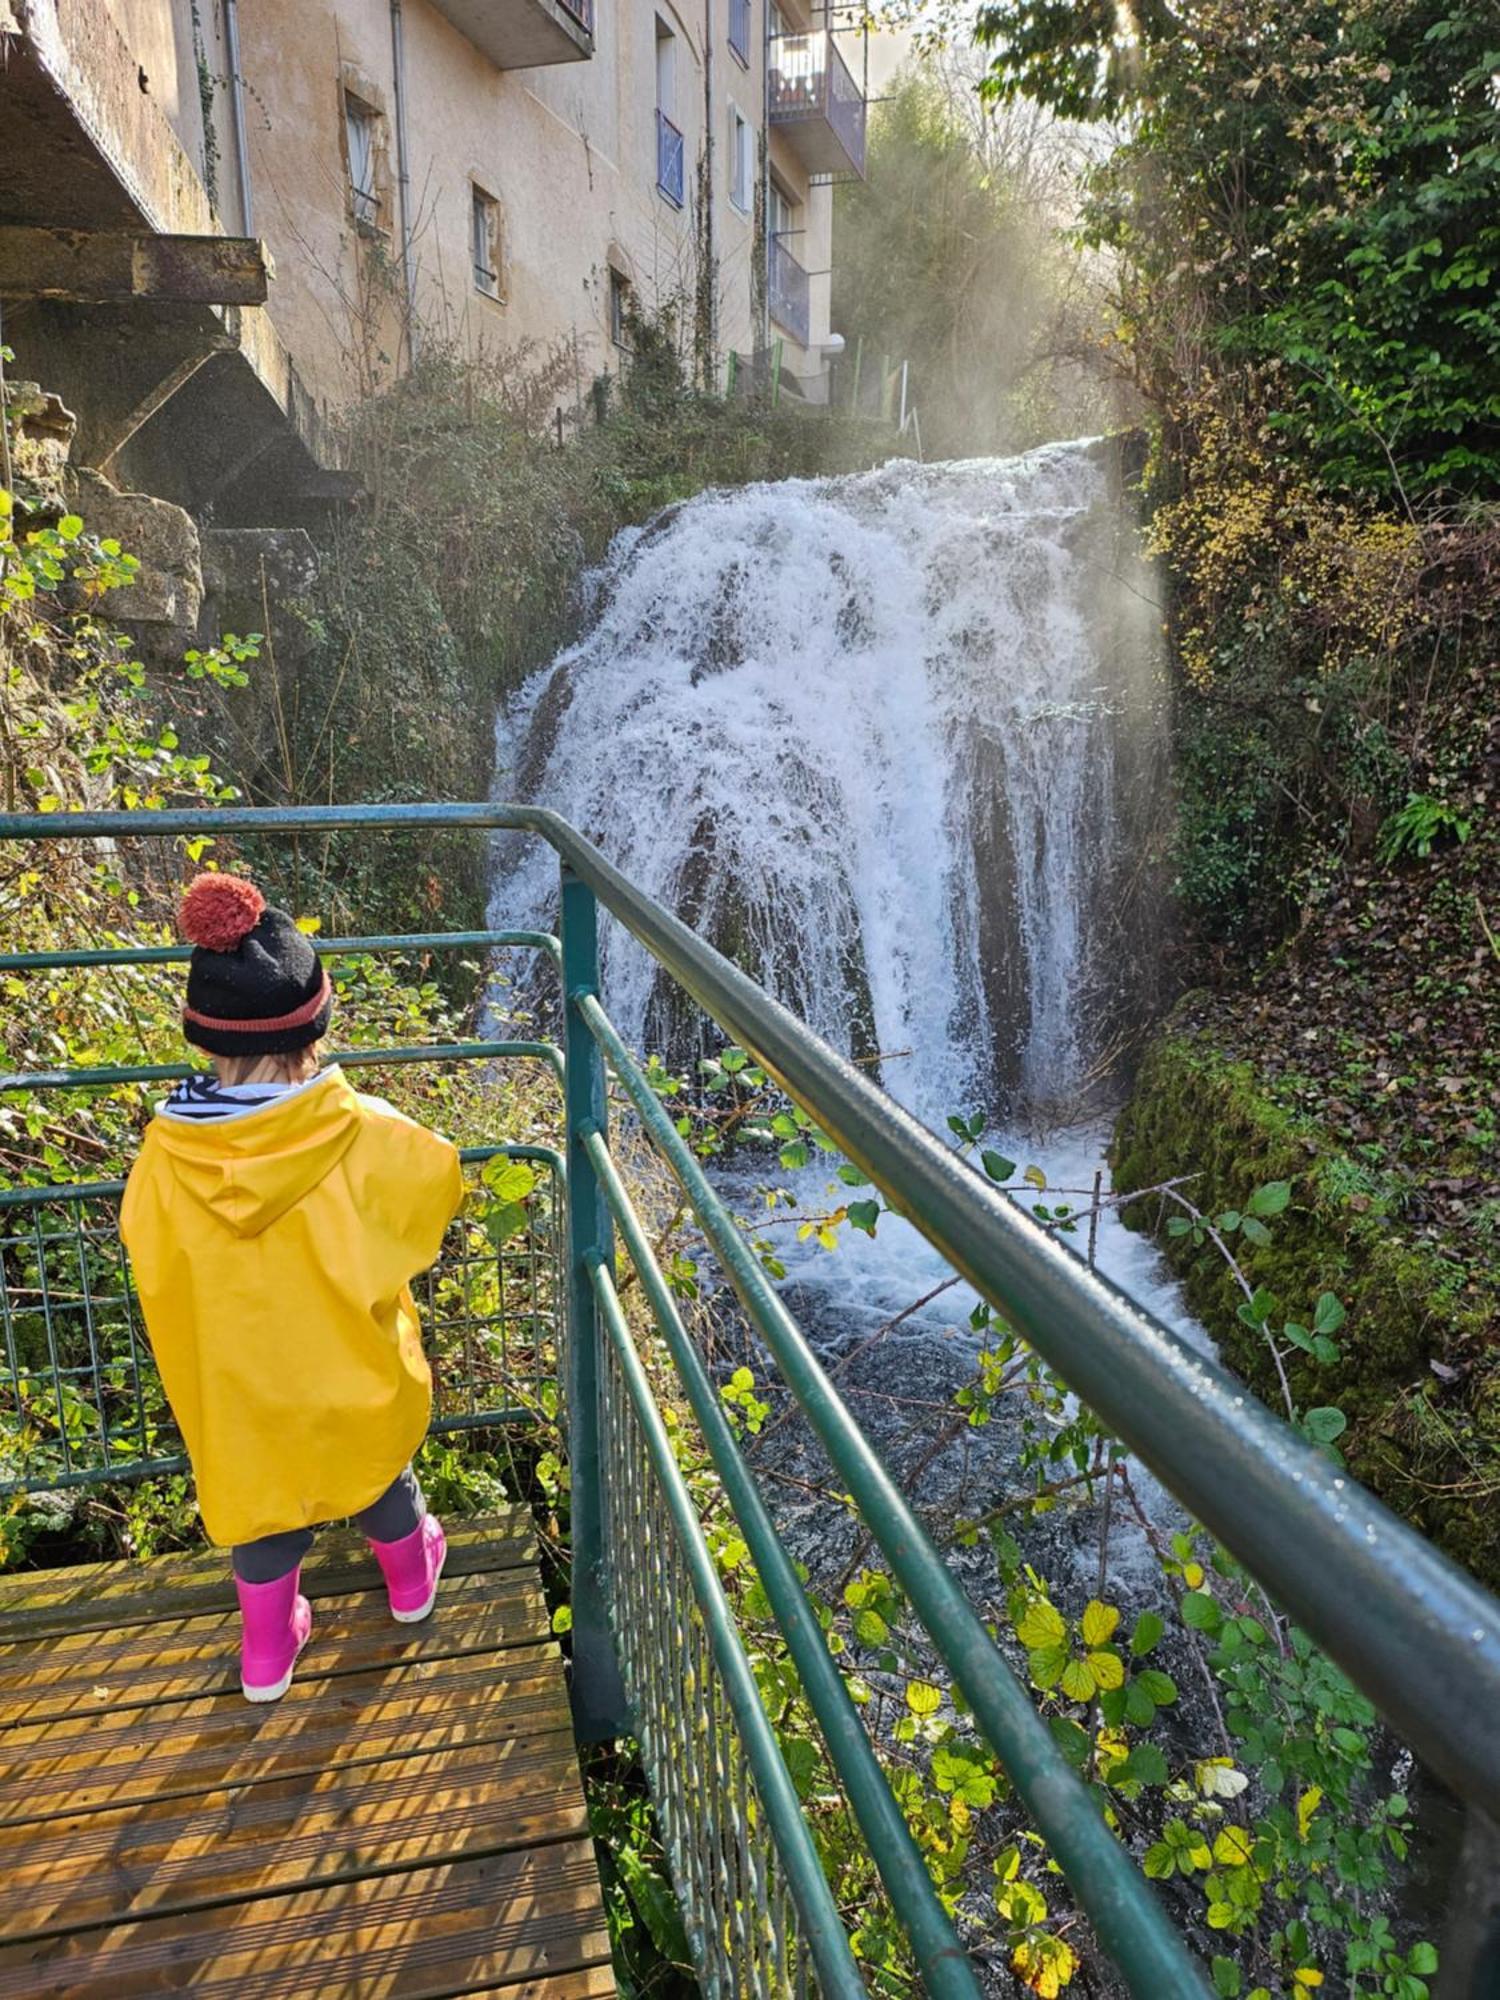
[0,0,866,513]
[230,0,866,417]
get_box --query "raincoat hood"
[149,1070,360,1237]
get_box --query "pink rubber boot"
[235,1569,312,1703]
[368,1513,446,1623]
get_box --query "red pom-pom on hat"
[179,873,266,952]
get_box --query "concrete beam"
[0,227,270,304]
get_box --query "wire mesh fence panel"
[599,1310,817,2000]
[0,1152,562,1496]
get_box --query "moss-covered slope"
[1113,1028,1498,1588]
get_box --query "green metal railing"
[3,802,1499,2000]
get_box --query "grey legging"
[231,1465,425,1584]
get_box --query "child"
[121,873,465,1702]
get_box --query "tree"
[973,0,1500,500]
[832,62,1120,458]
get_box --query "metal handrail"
[5,801,1500,1995]
[5,804,1497,1798]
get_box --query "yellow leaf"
[1016,1599,1066,1650]
[1214,1827,1254,1867]
[1297,1785,1324,1840]
[1087,1649,1124,1690]
[1183,1562,1205,1588]
[1012,1937,1076,1997]
[1080,1600,1120,1646]
[295,915,323,935]
[1293,1973,1324,1991]
[905,1681,942,1717]
[1060,1657,1096,1702]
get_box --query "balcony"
[768,30,866,179]
[429,0,593,70]
[768,233,810,345]
[728,0,751,66]
[657,109,685,207]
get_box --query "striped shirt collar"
[157,1068,337,1124]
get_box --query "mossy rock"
[1112,1018,1499,1587]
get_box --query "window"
[655,18,684,206]
[767,175,796,243]
[609,268,632,350]
[729,107,753,214]
[344,93,381,231]
[655,17,676,122]
[728,0,751,67]
[472,184,501,298]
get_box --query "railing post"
[560,864,629,1741]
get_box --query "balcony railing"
[657,108,685,207]
[558,0,593,25]
[769,233,810,345]
[768,30,867,179]
[728,0,751,65]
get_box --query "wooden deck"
[0,1509,614,1998]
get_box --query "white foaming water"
[493,439,1198,1343]
[494,439,1166,1122]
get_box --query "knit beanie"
[177,874,333,1056]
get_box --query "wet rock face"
[66,466,202,642]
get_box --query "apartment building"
[0,0,867,517]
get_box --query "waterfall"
[493,437,1168,1126]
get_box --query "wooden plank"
[0,1842,610,1998]
[0,1650,568,1825]
[0,1734,587,1941]
[0,1577,549,1727]
[0,1513,533,1640]
[0,227,270,304]
[0,1568,536,1687]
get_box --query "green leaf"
[1240,1216,1272,1247]
[1028,1642,1070,1689]
[1129,1609,1164,1656]
[1119,1741,1168,1787]
[846,1200,880,1236]
[1124,1680,1156,1726]
[1303,1406,1348,1445]
[1313,1292,1346,1335]
[1143,1842,1176,1879]
[1212,1955,1243,1997]
[1247,1181,1292,1217]
[57,513,84,541]
[837,1163,871,1186]
[981,1149,1017,1183]
[1137,1668,1178,1705]
[481,1158,537,1204]
[1047,1716,1092,1767]
[1181,1590,1221,1631]
[1409,1944,1438,1975]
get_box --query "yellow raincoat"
[120,1068,464,1547]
